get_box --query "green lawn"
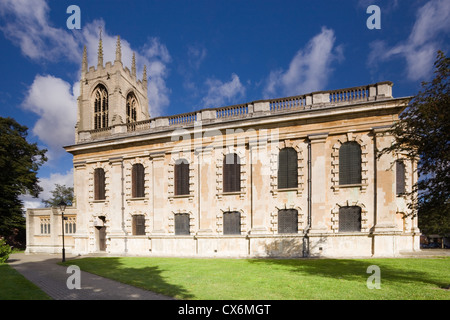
[62,256,450,300]
[0,264,51,300]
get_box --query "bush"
[0,238,12,263]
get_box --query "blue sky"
[0,0,449,208]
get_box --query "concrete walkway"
[7,253,174,300]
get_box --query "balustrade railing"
[216,104,248,119]
[269,95,307,111]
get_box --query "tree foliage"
[380,51,449,235]
[42,184,74,208]
[0,117,47,240]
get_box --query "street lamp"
[59,201,67,262]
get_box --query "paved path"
[8,253,174,300]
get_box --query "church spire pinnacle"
[131,52,136,77]
[143,64,148,86]
[115,35,122,64]
[82,45,87,75]
[97,26,103,68]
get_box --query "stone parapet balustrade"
[77,81,393,143]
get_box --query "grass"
[0,264,52,300]
[61,256,450,300]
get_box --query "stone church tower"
[75,34,149,142]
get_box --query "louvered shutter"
[278,209,298,233]
[396,161,406,195]
[339,142,362,185]
[133,215,145,235]
[132,164,145,198]
[223,154,240,192]
[175,160,189,195]
[339,206,361,232]
[94,168,105,200]
[175,213,190,235]
[223,211,241,235]
[278,148,297,189]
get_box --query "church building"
[26,36,421,258]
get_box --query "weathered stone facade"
[26,36,420,257]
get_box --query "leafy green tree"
[42,184,74,208]
[0,117,47,242]
[380,51,449,236]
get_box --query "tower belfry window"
[94,85,109,129]
[126,93,138,124]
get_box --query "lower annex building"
[26,36,420,258]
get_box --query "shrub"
[0,239,12,263]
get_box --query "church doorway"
[96,226,107,251]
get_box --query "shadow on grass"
[64,257,194,299]
[248,255,450,290]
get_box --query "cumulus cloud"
[20,169,74,209]
[368,0,450,81]
[22,75,78,159]
[202,73,246,108]
[264,27,343,98]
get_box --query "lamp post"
[59,201,67,262]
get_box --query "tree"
[380,51,449,236]
[0,117,47,243]
[42,184,74,208]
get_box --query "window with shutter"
[223,154,240,192]
[175,159,190,196]
[94,168,106,200]
[132,215,146,235]
[396,161,406,195]
[339,142,362,185]
[339,206,361,232]
[175,213,190,235]
[223,211,241,235]
[132,164,145,198]
[278,209,298,233]
[278,148,298,189]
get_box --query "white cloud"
[20,168,74,209]
[0,0,80,63]
[22,75,78,159]
[202,73,246,108]
[264,27,342,98]
[368,0,450,81]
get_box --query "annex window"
[94,168,106,200]
[132,215,146,236]
[64,217,76,234]
[132,163,145,198]
[93,84,109,129]
[339,206,361,232]
[126,92,138,124]
[278,209,298,234]
[339,142,362,185]
[223,211,241,235]
[174,159,189,196]
[278,147,298,189]
[396,160,406,196]
[223,153,240,193]
[174,213,190,235]
[40,218,50,234]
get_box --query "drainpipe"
[303,140,312,257]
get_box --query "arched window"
[339,206,361,232]
[278,147,298,189]
[93,85,109,129]
[278,209,298,234]
[94,168,106,200]
[132,164,145,198]
[174,159,189,196]
[223,211,241,235]
[339,142,362,185]
[126,92,138,123]
[223,153,240,193]
[396,160,406,196]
